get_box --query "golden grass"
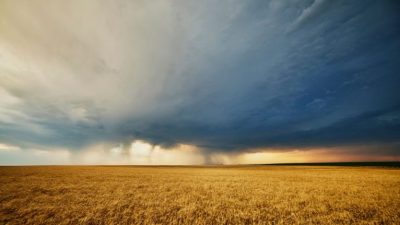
[0,166,399,224]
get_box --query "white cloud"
[0,143,21,152]
[68,140,205,165]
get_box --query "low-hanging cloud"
[0,0,399,158]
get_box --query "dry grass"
[0,166,399,224]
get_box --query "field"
[0,165,399,224]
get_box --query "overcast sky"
[0,0,399,164]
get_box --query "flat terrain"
[0,166,399,224]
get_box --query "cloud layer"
[0,0,399,159]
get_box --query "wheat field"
[0,166,399,224]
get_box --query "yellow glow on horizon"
[234,147,400,164]
[237,151,310,164]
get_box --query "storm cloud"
[0,0,399,157]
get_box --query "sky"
[0,0,399,165]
